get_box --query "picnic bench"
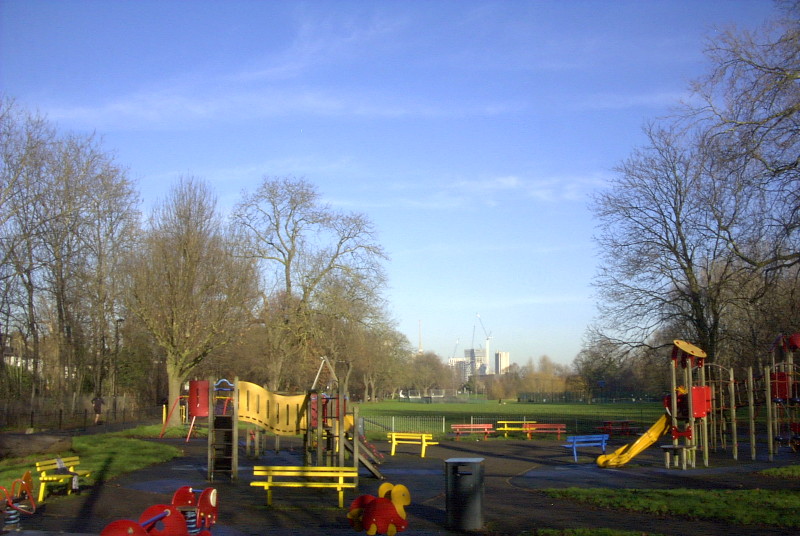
[562,434,609,462]
[250,465,358,508]
[35,456,91,503]
[387,432,438,458]
[451,423,494,440]
[597,420,640,436]
[523,423,566,440]
[496,420,537,437]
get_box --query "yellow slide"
[596,414,671,468]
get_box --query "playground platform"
[10,434,800,536]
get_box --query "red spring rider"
[348,482,410,536]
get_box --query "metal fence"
[361,415,447,434]
[0,406,163,432]
[359,408,668,437]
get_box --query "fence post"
[58,408,63,430]
[442,416,445,433]
[29,410,34,429]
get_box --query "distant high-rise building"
[464,348,485,375]
[448,357,470,383]
[495,351,510,375]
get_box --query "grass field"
[356,399,666,439]
[357,399,665,420]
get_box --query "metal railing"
[0,406,162,433]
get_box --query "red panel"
[771,372,791,400]
[691,386,711,418]
[188,380,210,418]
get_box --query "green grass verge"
[106,423,209,439]
[759,464,800,479]
[357,400,665,440]
[357,400,664,421]
[544,488,800,528]
[0,425,182,489]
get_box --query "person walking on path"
[92,395,105,425]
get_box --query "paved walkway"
[10,434,800,535]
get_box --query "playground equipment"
[160,356,383,482]
[597,340,711,468]
[597,333,800,468]
[708,332,800,461]
[1,470,36,529]
[768,332,800,455]
[100,486,217,536]
[348,482,410,535]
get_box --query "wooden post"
[729,367,737,461]
[700,362,708,467]
[207,377,214,481]
[765,366,773,461]
[352,405,360,487]
[747,367,756,461]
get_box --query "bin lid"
[445,457,485,463]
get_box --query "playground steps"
[208,415,237,481]
[343,436,384,480]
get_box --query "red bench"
[597,420,640,436]
[523,423,566,440]
[451,423,494,440]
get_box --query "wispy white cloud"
[443,173,606,205]
[572,90,689,111]
[46,82,526,131]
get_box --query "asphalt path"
[10,433,800,536]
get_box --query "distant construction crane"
[450,338,460,361]
[477,313,493,374]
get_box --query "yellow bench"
[387,432,438,458]
[496,420,537,437]
[250,465,358,508]
[35,456,91,503]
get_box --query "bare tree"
[690,3,800,272]
[127,177,258,425]
[353,327,410,402]
[79,162,139,401]
[592,125,749,362]
[231,176,387,388]
[1,101,137,406]
[408,352,448,396]
[0,99,56,400]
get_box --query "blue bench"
[562,434,609,462]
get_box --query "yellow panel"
[237,381,307,435]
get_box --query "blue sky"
[0,1,777,368]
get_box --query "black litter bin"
[445,457,485,531]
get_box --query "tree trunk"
[166,362,185,427]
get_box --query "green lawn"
[357,399,664,419]
[356,399,665,438]
[0,426,184,488]
[545,488,800,528]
